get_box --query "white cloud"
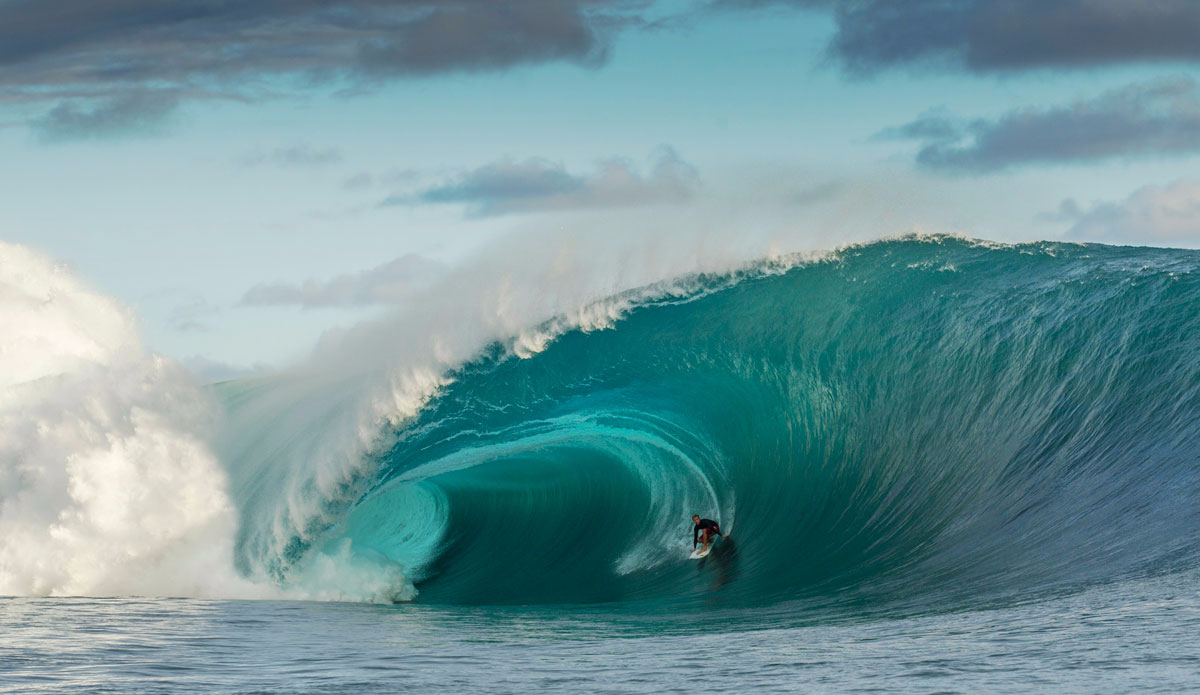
[239,253,446,308]
[1055,181,1200,247]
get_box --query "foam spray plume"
[0,242,254,597]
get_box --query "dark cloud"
[356,2,611,76]
[719,0,1200,73]
[1047,181,1200,246]
[390,148,700,216]
[883,77,1200,173]
[0,1,638,104]
[240,144,343,167]
[31,90,178,141]
[419,159,581,204]
[872,110,960,142]
[239,253,445,308]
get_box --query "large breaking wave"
[223,236,1200,613]
[6,236,1200,619]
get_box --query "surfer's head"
[692,514,700,523]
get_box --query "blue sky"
[3,1,1199,373]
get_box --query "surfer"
[692,514,723,553]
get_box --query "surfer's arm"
[693,526,699,548]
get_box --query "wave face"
[243,237,1200,613]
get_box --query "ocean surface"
[4,236,1200,692]
[4,570,1200,693]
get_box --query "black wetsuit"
[693,518,722,548]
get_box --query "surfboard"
[690,528,729,559]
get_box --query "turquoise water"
[235,236,1200,613]
[8,236,1200,691]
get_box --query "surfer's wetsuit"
[693,518,722,548]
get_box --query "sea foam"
[0,242,255,597]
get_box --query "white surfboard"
[690,527,730,559]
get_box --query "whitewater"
[3,234,1200,693]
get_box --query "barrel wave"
[230,236,1200,617]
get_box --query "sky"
[3,0,1199,375]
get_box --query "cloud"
[391,148,700,217]
[1048,181,1200,247]
[719,0,1200,74]
[339,167,426,194]
[882,77,1200,173]
[178,356,271,383]
[30,90,178,141]
[240,145,343,167]
[791,181,842,205]
[1035,198,1084,224]
[168,298,222,333]
[872,110,960,142]
[342,173,374,190]
[1,1,642,109]
[239,253,445,308]
[355,1,614,76]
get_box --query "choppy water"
[4,569,1200,693]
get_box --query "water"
[222,236,1200,611]
[4,569,1199,693]
[5,236,1200,692]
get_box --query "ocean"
[4,236,1200,692]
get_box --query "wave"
[228,235,1200,613]
[7,235,1200,618]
